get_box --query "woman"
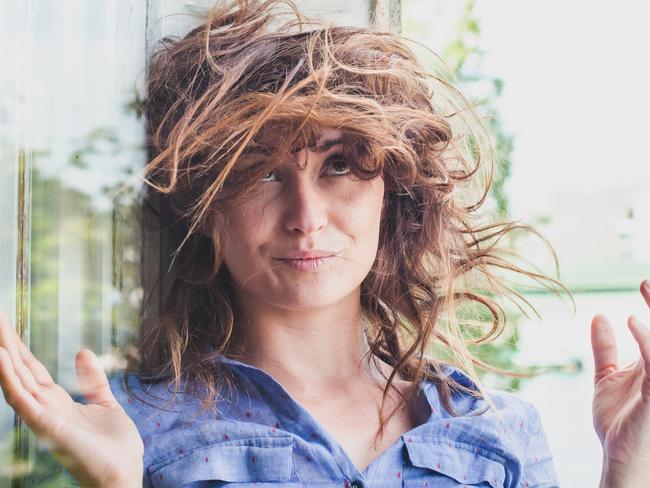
[0,0,649,486]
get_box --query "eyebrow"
[310,136,347,153]
[244,136,347,159]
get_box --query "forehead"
[309,129,346,152]
[247,128,349,158]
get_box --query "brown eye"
[325,155,351,176]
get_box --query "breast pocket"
[403,436,507,488]
[149,436,298,487]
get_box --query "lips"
[274,249,339,272]
[279,250,337,259]
[277,256,335,272]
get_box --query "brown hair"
[125,0,568,444]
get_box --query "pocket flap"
[404,436,506,487]
[150,436,294,487]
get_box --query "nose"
[282,163,328,237]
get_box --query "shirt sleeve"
[517,402,561,488]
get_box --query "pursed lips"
[276,250,338,260]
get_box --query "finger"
[0,346,43,423]
[628,315,650,376]
[641,279,650,309]
[0,313,40,394]
[75,349,119,408]
[14,335,54,386]
[591,314,619,386]
[0,312,55,386]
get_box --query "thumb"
[75,349,119,408]
[591,314,619,386]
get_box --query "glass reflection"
[0,1,146,486]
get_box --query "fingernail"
[643,279,650,291]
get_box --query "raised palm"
[591,280,650,476]
[0,313,143,487]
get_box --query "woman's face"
[215,128,385,311]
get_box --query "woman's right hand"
[0,312,143,488]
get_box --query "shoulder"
[107,370,168,412]
[436,362,543,424]
[106,372,204,459]
[420,363,559,487]
[107,370,207,427]
[106,369,289,487]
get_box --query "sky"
[473,0,650,217]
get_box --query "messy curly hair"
[125,0,566,443]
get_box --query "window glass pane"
[0,1,35,483]
[0,1,146,485]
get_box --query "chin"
[270,287,358,311]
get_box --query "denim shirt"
[105,356,560,488]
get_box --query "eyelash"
[260,155,351,182]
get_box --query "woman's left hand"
[591,279,650,485]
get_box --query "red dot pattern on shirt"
[142,397,533,485]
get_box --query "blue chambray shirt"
[103,356,559,488]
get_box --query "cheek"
[220,205,268,268]
[339,180,384,247]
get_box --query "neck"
[230,288,394,397]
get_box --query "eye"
[324,155,351,176]
[260,170,279,182]
[259,155,351,183]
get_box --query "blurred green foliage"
[404,0,578,391]
[440,0,514,218]
[2,100,144,488]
